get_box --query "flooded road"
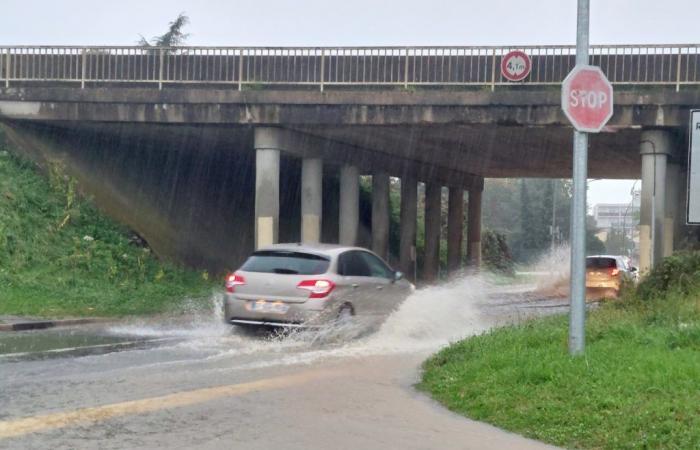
[0,277,564,449]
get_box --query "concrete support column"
[664,162,680,257]
[674,164,689,249]
[399,175,418,281]
[467,182,483,268]
[639,130,672,273]
[423,182,442,283]
[372,172,390,260]
[301,158,322,243]
[254,145,280,249]
[339,165,359,246]
[447,186,464,275]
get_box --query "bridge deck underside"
[5,120,644,180]
[13,121,644,180]
[291,124,643,179]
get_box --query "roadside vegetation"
[0,139,214,318]
[420,252,700,449]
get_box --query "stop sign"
[561,65,614,133]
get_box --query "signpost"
[562,0,614,356]
[687,110,700,224]
[501,50,532,82]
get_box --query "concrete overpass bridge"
[1,44,699,278]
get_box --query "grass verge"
[0,143,215,318]
[419,279,700,449]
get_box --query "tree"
[138,13,190,47]
[482,229,515,275]
[605,228,633,256]
[484,178,572,264]
[585,215,606,254]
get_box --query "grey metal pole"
[569,0,590,356]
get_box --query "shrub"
[482,229,515,276]
[637,251,700,301]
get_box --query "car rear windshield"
[586,257,617,269]
[240,251,330,275]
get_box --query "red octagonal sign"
[561,65,614,133]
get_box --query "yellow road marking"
[0,369,333,439]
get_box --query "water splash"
[107,292,229,339]
[104,274,522,370]
[527,245,571,298]
[361,276,488,353]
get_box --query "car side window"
[358,252,394,279]
[337,251,371,277]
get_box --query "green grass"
[419,284,700,449]
[0,146,215,318]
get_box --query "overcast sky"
[4,0,694,206]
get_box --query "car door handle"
[375,286,384,290]
[351,284,359,289]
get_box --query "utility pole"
[568,0,590,356]
[551,179,557,253]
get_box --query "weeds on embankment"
[420,258,700,449]
[0,143,214,318]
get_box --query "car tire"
[336,304,354,325]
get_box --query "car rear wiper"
[272,268,299,274]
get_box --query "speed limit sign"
[501,50,532,82]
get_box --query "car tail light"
[225,273,246,293]
[296,279,335,299]
[608,268,620,277]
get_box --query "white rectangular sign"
[687,110,700,224]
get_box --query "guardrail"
[1,45,699,91]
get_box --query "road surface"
[1,277,565,449]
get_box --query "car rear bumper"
[586,281,620,289]
[228,318,309,328]
[224,294,327,326]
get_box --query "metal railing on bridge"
[1,45,699,91]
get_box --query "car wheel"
[336,304,354,325]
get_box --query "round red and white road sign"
[561,65,614,133]
[501,50,531,82]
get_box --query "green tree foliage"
[585,214,606,254]
[138,13,190,47]
[484,179,572,263]
[604,227,634,256]
[482,229,515,275]
[484,178,607,263]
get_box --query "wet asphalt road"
[0,279,565,449]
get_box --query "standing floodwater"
[1,273,566,369]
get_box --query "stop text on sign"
[568,90,608,108]
[561,65,614,133]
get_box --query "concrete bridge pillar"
[254,128,281,249]
[423,182,442,283]
[372,172,390,260]
[467,180,484,268]
[447,186,464,276]
[664,162,680,257]
[399,175,418,281]
[639,130,673,273]
[672,163,689,249]
[339,164,359,246]
[301,157,322,243]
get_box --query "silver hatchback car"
[224,244,413,328]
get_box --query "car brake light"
[296,279,335,299]
[225,273,246,293]
[609,268,619,276]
